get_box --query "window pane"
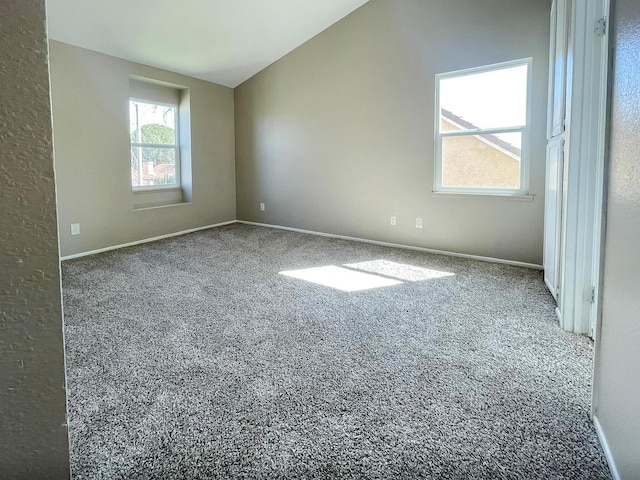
[439,64,527,131]
[131,147,176,187]
[441,132,521,189]
[129,101,176,145]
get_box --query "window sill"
[132,186,185,210]
[432,191,535,202]
[133,201,191,212]
[132,187,182,195]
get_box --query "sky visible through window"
[440,64,527,148]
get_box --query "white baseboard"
[60,220,237,261]
[593,415,621,480]
[62,219,544,269]
[238,221,543,270]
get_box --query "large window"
[129,99,180,189]
[434,59,531,195]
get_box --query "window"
[129,99,180,189]
[434,58,531,195]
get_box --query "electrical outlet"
[416,217,423,229]
[390,216,397,226]
[260,202,265,211]
[70,223,80,236]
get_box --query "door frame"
[591,0,612,418]
[557,0,610,336]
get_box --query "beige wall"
[0,1,70,477]
[594,0,640,477]
[49,41,236,257]
[235,0,550,265]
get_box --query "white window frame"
[434,58,533,196]
[129,97,181,191]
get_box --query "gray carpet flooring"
[62,224,610,479]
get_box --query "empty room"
[2,0,639,478]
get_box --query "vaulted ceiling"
[46,0,369,88]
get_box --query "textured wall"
[0,1,70,478]
[49,41,236,257]
[594,0,640,477]
[440,120,520,189]
[235,0,550,265]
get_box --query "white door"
[544,138,564,300]
[543,0,570,301]
[548,0,570,139]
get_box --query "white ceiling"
[46,0,369,88]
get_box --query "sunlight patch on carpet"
[279,265,403,292]
[280,260,454,292]
[344,259,455,282]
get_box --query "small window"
[434,59,531,195]
[129,100,180,189]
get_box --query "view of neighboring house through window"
[129,99,179,189]
[435,58,531,194]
